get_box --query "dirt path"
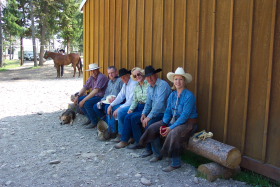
[0,61,250,187]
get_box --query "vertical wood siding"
[82,0,280,179]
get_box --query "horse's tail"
[79,57,83,73]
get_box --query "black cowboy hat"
[144,65,162,77]
[119,68,131,77]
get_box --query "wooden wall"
[82,0,280,180]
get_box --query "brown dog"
[60,109,76,125]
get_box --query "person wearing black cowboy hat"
[107,68,138,142]
[138,65,172,158]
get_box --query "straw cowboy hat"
[144,65,162,77]
[119,68,131,77]
[167,67,192,83]
[97,120,110,141]
[86,63,101,71]
[101,95,116,104]
[130,67,145,81]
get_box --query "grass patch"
[182,150,278,186]
[0,59,21,71]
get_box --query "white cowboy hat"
[101,95,116,104]
[167,67,192,83]
[86,63,101,71]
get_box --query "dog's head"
[60,115,71,125]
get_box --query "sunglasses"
[133,73,142,78]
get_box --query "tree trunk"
[39,23,46,66]
[0,1,2,67]
[67,39,71,54]
[186,137,241,169]
[20,37,24,66]
[30,0,37,67]
[198,162,240,182]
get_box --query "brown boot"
[114,141,128,149]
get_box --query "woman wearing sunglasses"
[114,67,149,149]
[139,67,198,172]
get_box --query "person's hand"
[127,110,133,114]
[140,114,146,123]
[161,127,171,137]
[113,108,119,118]
[107,105,113,115]
[79,99,86,108]
[142,117,150,128]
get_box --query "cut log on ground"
[198,162,240,182]
[186,137,241,169]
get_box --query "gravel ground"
[0,61,251,187]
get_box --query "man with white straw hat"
[74,63,109,128]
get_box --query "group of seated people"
[73,63,198,172]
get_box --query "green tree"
[57,0,83,53]
[2,0,26,60]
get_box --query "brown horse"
[44,51,83,78]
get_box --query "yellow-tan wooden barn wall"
[82,0,280,180]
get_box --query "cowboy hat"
[167,67,192,83]
[130,67,145,81]
[101,95,116,104]
[97,120,110,141]
[144,65,162,77]
[119,68,131,77]
[86,63,101,71]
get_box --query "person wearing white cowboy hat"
[93,66,123,138]
[139,65,172,158]
[139,67,198,172]
[74,63,109,129]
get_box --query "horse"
[44,51,83,78]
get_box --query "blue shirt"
[101,77,123,101]
[163,89,198,130]
[142,78,171,119]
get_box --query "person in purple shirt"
[74,63,109,128]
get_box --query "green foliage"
[2,0,26,37]
[233,169,280,187]
[56,0,83,52]
[0,59,20,71]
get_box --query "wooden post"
[198,162,240,182]
[187,137,241,169]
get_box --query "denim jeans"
[106,104,121,133]
[93,103,110,121]
[145,113,164,152]
[121,104,145,143]
[78,95,102,125]
[117,106,130,135]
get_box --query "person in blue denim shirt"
[139,65,172,158]
[139,67,198,172]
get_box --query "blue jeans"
[117,106,130,135]
[93,103,110,121]
[145,113,164,152]
[106,104,121,133]
[78,95,102,125]
[121,104,145,143]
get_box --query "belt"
[138,101,145,104]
